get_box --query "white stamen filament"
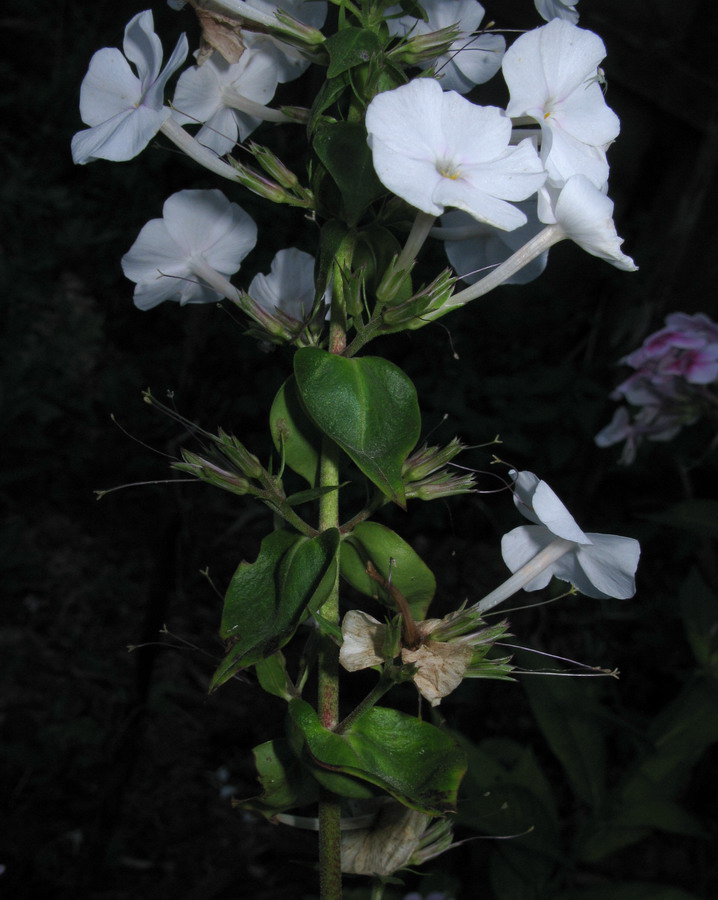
[475,537,575,614]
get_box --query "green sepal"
[255,651,296,701]
[288,699,466,814]
[270,376,323,487]
[239,738,319,818]
[325,27,383,78]
[313,121,386,225]
[209,528,340,691]
[340,521,436,619]
[294,348,420,507]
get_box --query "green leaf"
[270,377,323,486]
[255,651,296,701]
[340,521,436,619]
[294,348,420,507]
[288,699,466,814]
[210,528,340,691]
[313,121,386,225]
[315,219,351,303]
[325,28,383,78]
[520,655,606,809]
[240,739,319,818]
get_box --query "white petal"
[553,176,637,271]
[449,33,506,90]
[123,10,163,87]
[121,218,185,282]
[571,533,640,598]
[509,470,589,542]
[339,610,387,671]
[71,105,169,164]
[78,48,141,126]
[541,124,610,188]
[194,107,241,156]
[441,206,548,285]
[173,61,224,124]
[161,189,257,274]
[249,248,316,317]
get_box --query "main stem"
[317,263,348,900]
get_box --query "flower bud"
[404,438,465,482]
[388,24,460,66]
[217,429,264,479]
[228,158,312,208]
[174,449,253,496]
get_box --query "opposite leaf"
[288,698,466,815]
[340,521,436,619]
[294,348,421,507]
[210,528,340,691]
[270,376,323,486]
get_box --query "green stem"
[369,877,386,900]
[317,253,350,900]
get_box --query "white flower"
[71,10,188,164]
[436,205,548,286]
[248,248,319,320]
[365,78,546,231]
[535,0,579,24]
[540,175,637,271]
[502,20,619,189]
[172,48,282,156]
[121,189,257,309]
[387,0,505,94]
[498,470,640,601]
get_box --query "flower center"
[435,159,462,181]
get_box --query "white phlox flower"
[387,0,505,94]
[477,470,640,613]
[426,174,635,316]
[435,205,548,286]
[172,49,283,156]
[502,19,619,189]
[365,78,546,231]
[121,189,257,309]
[535,0,579,24]
[248,248,321,320]
[539,175,637,271]
[72,10,188,164]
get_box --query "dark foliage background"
[2,1,718,898]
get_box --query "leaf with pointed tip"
[210,528,340,691]
[340,521,436,619]
[270,376,323,487]
[294,348,420,507]
[288,699,466,814]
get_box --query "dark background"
[2,1,718,898]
